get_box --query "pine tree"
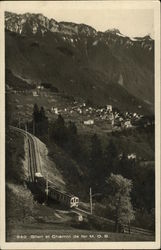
[103,140,118,176]
[52,114,67,145]
[39,106,48,135]
[40,106,45,120]
[32,103,40,135]
[33,103,39,123]
[66,121,80,158]
[32,104,48,136]
[89,134,103,190]
[68,121,77,136]
[118,153,136,179]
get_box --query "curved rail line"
[10,126,40,182]
[10,126,60,190]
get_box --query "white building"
[128,153,136,160]
[83,119,94,125]
[32,91,38,97]
[108,112,115,126]
[122,120,132,128]
[51,107,59,114]
[107,105,112,112]
[37,85,44,90]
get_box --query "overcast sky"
[4,1,154,38]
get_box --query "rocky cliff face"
[5,11,153,50]
[5,11,154,114]
[5,11,97,37]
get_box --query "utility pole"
[90,187,92,215]
[25,123,28,132]
[25,123,29,180]
[26,121,28,132]
[45,173,49,203]
[18,114,20,128]
[48,127,50,141]
[33,119,35,135]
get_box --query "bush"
[6,183,36,224]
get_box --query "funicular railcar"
[34,172,79,208]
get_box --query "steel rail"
[10,126,38,182]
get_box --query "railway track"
[10,126,65,192]
[9,126,41,182]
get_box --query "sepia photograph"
[0,0,160,249]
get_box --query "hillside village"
[7,83,153,134]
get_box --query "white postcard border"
[0,1,160,249]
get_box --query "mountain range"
[5,11,154,114]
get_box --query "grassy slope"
[6,129,27,183]
[6,68,34,90]
[47,140,86,198]
[34,136,66,190]
[79,128,154,161]
[6,129,37,227]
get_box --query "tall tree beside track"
[52,114,68,145]
[106,173,135,232]
[32,104,48,136]
[89,134,103,191]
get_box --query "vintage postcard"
[0,0,160,249]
